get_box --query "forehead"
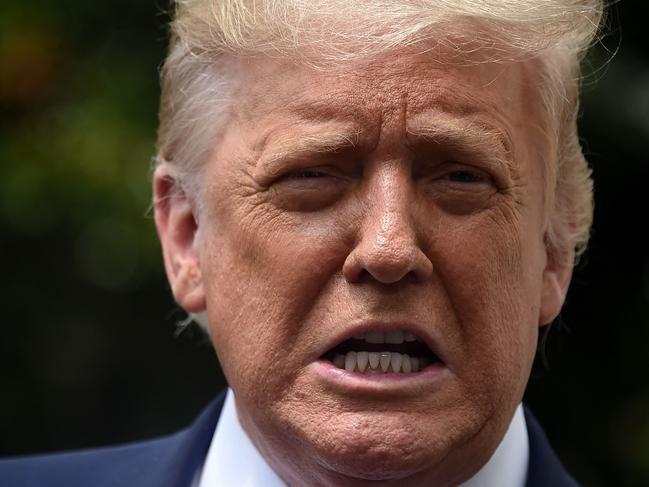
[231,51,534,141]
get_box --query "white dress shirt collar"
[196,389,529,487]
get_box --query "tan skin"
[154,51,574,486]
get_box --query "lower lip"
[311,359,450,394]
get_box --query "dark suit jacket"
[0,394,580,486]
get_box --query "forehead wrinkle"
[242,92,374,172]
[288,96,376,131]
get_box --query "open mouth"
[322,329,442,374]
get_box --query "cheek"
[432,207,542,388]
[199,201,349,399]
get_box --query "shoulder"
[0,434,189,487]
[0,393,226,487]
[524,406,581,487]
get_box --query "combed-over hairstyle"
[156,0,604,260]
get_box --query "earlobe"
[538,244,575,326]
[153,165,206,313]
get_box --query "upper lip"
[317,321,446,364]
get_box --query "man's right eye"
[269,168,346,212]
[284,170,328,179]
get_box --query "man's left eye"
[444,170,486,183]
[430,165,497,197]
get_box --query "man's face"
[157,51,571,486]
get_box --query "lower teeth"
[332,351,426,373]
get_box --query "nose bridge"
[343,162,433,284]
[366,164,414,248]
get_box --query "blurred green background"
[0,2,647,486]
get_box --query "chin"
[296,412,484,486]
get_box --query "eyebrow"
[406,110,514,171]
[256,128,361,169]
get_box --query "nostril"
[365,263,416,284]
[412,255,434,282]
[355,269,420,286]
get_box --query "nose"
[342,167,433,285]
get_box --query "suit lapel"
[105,392,226,487]
[524,407,580,487]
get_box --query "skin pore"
[154,49,574,486]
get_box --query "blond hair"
[156,0,604,260]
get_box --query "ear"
[153,165,206,313]
[538,239,575,326]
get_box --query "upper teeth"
[333,351,424,373]
[353,330,421,345]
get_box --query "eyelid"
[417,159,488,178]
[419,161,499,194]
[274,167,338,186]
[282,168,330,179]
[256,138,359,180]
[443,166,489,181]
[444,169,491,183]
[273,155,362,184]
